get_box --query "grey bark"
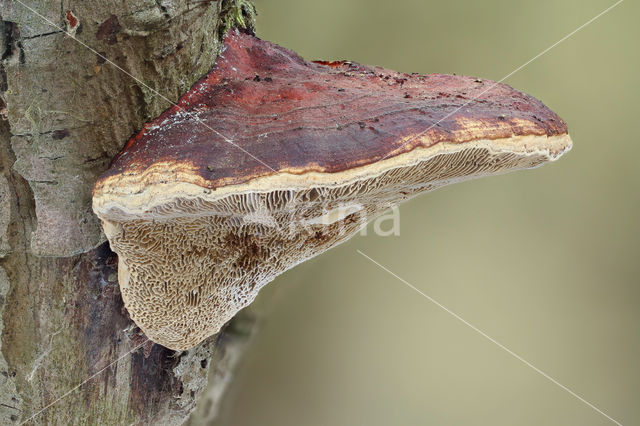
[0,0,257,424]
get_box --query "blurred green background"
[222,1,639,425]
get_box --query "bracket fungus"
[93,29,572,350]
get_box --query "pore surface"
[108,142,561,349]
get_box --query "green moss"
[219,0,257,37]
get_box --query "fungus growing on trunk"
[93,29,572,350]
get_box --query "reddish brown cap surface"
[95,29,568,201]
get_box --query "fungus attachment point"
[93,29,572,350]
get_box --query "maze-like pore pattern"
[106,146,547,350]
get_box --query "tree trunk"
[0,1,256,424]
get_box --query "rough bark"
[0,0,257,424]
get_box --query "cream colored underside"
[93,134,572,221]
[97,132,572,350]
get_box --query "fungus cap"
[93,29,572,350]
